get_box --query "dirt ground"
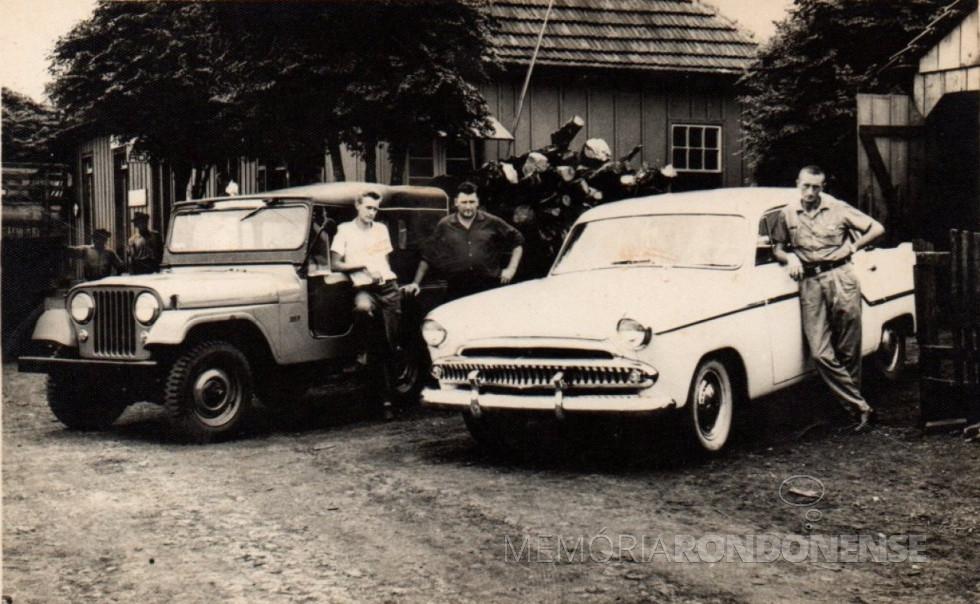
[2,355,979,603]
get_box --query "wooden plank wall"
[855,93,925,234]
[480,74,746,188]
[915,9,980,117]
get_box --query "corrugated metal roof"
[490,0,758,73]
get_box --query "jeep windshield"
[169,199,309,253]
[552,213,745,274]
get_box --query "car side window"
[756,209,782,265]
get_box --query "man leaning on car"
[772,165,884,433]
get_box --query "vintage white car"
[420,188,916,454]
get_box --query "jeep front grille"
[434,358,655,391]
[92,289,138,357]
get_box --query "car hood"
[82,268,293,308]
[429,267,747,342]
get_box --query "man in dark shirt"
[404,181,524,301]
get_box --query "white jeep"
[19,183,448,442]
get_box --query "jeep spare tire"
[165,340,254,443]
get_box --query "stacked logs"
[471,116,677,279]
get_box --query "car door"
[756,207,811,384]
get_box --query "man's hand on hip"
[786,254,804,281]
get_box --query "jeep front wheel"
[47,372,128,430]
[165,340,254,443]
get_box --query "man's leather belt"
[802,257,850,278]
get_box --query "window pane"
[672,149,687,169]
[704,151,718,171]
[689,150,703,170]
[689,127,703,148]
[705,128,719,149]
[673,126,687,147]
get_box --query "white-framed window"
[671,124,722,173]
[406,138,480,185]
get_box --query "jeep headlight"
[69,292,95,324]
[134,292,161,325]
[422,319,447,347]
[616,318,651,350]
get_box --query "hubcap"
[192,368,240,426]
[696,371,722,435]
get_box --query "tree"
[739,0,950,195]
[1,88,61,163]
[47,1,498,195]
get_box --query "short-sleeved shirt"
[423,211,524,281]
[771,193,874,264]
[330,220,397,285]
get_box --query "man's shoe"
[854,408,874,433]
[382,401,396,421]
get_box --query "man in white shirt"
[330,190,402,403]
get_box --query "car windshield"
[169,201,309,253]
[552,213,746,274]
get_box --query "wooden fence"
[915,229,980,428]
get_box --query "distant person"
[128,212,163,274]
[404,181,524,301]
[225,179,240,196]
[772,165,884,433]
[66,228,125,281]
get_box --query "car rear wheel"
[47,372,128,430]
[164,340,254,443]
[874,323,908,382]
[683,358,734,454]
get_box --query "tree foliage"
[739,0,950,194]
[48,0,498,196]
[2,88,62,163]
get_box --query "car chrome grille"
[434,358,655,390]
[92,289,138,358]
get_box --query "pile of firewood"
[471,116,677,278]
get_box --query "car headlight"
[134,292,161,325]
[616,318,651,350]
[422,319,447,347]
[69,292,95,324]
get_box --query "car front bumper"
[423,386,677,417]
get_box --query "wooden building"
[68,0,758,247]
[860,0,980,246]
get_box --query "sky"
[0,0,795,104]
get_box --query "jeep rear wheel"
[388,340,429,407]
[165,340,254,443]
[47,372,128,430]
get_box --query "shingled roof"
[488,0,759,74]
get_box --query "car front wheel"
[683,358,734,454]
[164,340,254,443]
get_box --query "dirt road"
[3,362,978,603]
